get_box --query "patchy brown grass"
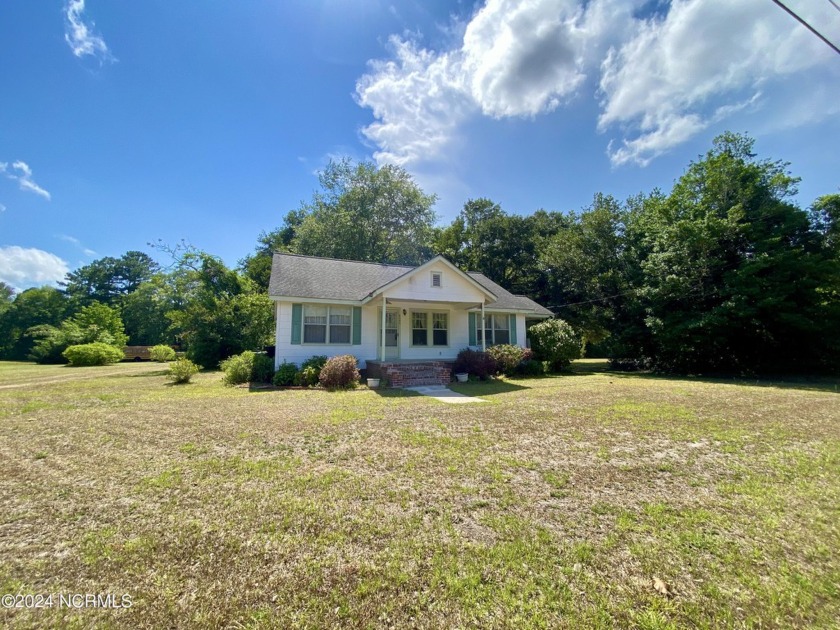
[0,359,838,628]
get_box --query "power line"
[828,0,840,16]
[769,0,840,56]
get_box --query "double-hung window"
[477,314,510,346]
[412,312,428,346]
[432,312,448,346]
[493,314,510,344]
[303,305,351,344]
[411,311,449,346]
[303,306,327,343]
[329,306,352,343]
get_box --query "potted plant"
[455,372,468,383]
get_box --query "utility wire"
[828,0,840,16]
[769,0,840,56]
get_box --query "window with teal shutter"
[509,314,517,345]
[291,304,302,344]
[468,312,477,346]
[352,307,362,345]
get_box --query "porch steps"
[366,361,452,388]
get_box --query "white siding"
[274,301,380,369]
[390,301,471,361]
[383,262,487,304]
[274,300,481,368]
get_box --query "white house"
[268,253,553,385]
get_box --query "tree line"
[0,248,273,369]
[1,132,837,373]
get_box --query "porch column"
[481,300,486,352]
[380,294,387,361]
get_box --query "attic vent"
[431,272,442,288]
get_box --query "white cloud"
[356,0,839,171]
[356,0,628,166]
[64,0,114,62]
[461,0,585,118]
[356,37,470,166]
[0,246,70,291]
[0,161,51,200]
[0,203,6,213]
[598,0,838,165]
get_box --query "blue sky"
[1,0,838,290]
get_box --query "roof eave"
[363,255,497,303]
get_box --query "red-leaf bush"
[318,355,360,389]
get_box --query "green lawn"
[1,360,838,628]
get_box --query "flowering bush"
[486,344,528,376]
[318,355,360,389]
[453,348,497,380]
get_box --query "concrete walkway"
[403,385,487,404]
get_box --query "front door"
[380,309,400,359]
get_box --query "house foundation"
[366,360,453,388]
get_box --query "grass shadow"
[569,359,612,375]
[602,369,840,394]
[123,369,171,378]
[449,379,530,396]
[369,388,425,398]
[568,358,840,393]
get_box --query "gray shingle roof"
[268,253,411,301]
[268,253,553,316]
[467,272,554,316]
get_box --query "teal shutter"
[509,314,517,346]
[352,307,362,345]
[468,312,477,346]
[291,304,302,345]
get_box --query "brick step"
[400,370,445,378]
[401,378,450,386]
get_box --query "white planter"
[455,373,469,383]
[367,378,381,389]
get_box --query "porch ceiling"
[381,297,486,309]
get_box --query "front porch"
[366,359,454,388]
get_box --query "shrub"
[301,355,328,372]
[486,344,528,376]
[273,361,299,386]
[251,353,275,384]
[62,342,125,366]
[28,324,84,364]
[219,351,274,385]
[149,345,176,362]
[294,355,328,387]
[518,359,547,377]
[318,355,360,389]
[168,358,200,384]
[220,351,255,385]
[295,366,320,387]
[528,319,580,371]
[453,348,497,380]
